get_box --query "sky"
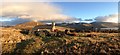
[1,0,119,2]
[53,2,118,20]
[0,2,118,25]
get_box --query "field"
[0,28,120,55]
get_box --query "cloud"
[1,0,119,2]
[94,14,118,23]
[0,2,75,22]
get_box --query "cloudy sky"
[0,1,118,26]
[1,0,119,2]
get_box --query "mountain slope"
[57,22,118,30]
[91,22,118,28]
[13,21,45,30]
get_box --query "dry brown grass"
[0,28,120,54]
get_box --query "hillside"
[12,22,118,31]
[0,22,119,54]
[57,22,118,30]
[91,22,118,28]
[0,27,119,54]
[13,21,73,31]
[13,21,45,30]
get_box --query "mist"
[94,14,118,23]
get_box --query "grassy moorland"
[0,28,120,55]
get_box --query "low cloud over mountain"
[94,14,118,23]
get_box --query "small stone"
[17,39,21,43]
[41,51,44,54]
[100,49,107,53]
[9,40,13,43]
[73,45,77,49]
[21,36,26,40]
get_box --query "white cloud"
[0,2,73,22]
[1,0,119,2]
[95,14,118,23]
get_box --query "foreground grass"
[1,28,120,55]
[2,34,120,55]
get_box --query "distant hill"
[57,22,118,30]
[57,23,92,30]
[12,21,118,30]
[13,21,73,31]
[91,22,118,28]
[13,21,45,30]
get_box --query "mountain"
[12,21,118,30]
[13,21,45,30]
[13,21,74,30]
[91,22,118,28]
[57,22,118,30]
